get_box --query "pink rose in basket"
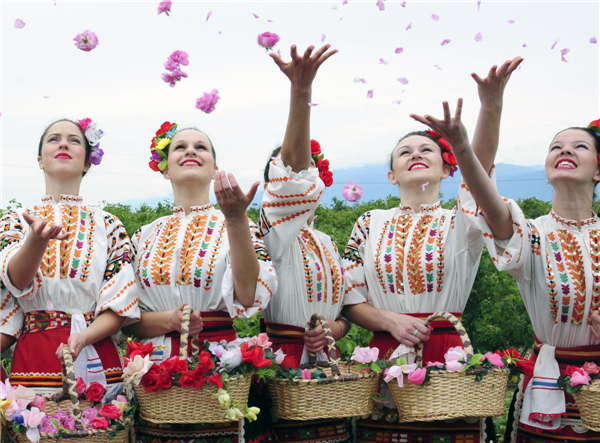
[444,346,468,371]
[30,395,46,410]
[251,333,273,349]
[426,361,444,367]
[483,352,505,368]
[570,369,591,387]
[407,367,427,385]
[583,362,600,375]
[301,369,312,380]
[351,346,379,364]
[76,377,86,396]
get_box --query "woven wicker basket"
[10,346,131,443]
[267,313,380,421]
[133,305,252,424]
[573,379,600,432]
[387,311,509,422]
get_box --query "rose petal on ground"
[376,0,385,11]
[14,19,26,29]
[474,32,482,42]
[432,14,439,21]
[397,77,409,85]
[367,90,373,98]
[591,37,598,44]
[252,13,259,18]
[379,58,389,64]
[406,22,412,30]
[508,19,515,24]
[206,10,212,21]
[441,39,451,46]
[321,34,326,42]
[395,47,403,53]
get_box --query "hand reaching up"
[270,44,338,89]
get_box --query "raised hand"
[410,99,470,155]
[214,171,259,221]
[270,44,338,88]
[472,57,523,108]
[22,211,69,242]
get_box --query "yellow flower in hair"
[156,137,171,151]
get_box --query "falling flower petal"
[395,47,403,54]
[591,37,597,44]
[308,103,318,107]
[431,14,440,21]
[206,10,212,21]
[434,65,442,70]
[252,13,259,18]
[508,19,515,24]
[14,19,26,29]
[195,89,220,114]
[441,39,451,46]
[393,99,402,105]
[474,32,482,42]
[477,0,481,10]
[343,181,364,202]
[46,301,53,310]
[400,1,406,6]
[522,43,527,47]
[43,96,50,99]
[158,0,172,16]
[376,0,385,11]
[343,0,348,4]
[379,58,389,65]
[218,30,222,34]
[397,77,409,85]
[73,30,99,52]
[422,181,430,191]
[321,34,326,42]
[367,90,373,99]
[551,39,558,50]
[353,76,367,83]
[560,48,570,62]
[406,22,412,30]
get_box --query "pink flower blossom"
[583,362,600,374]
[384,363,417,387]
[395,47,404,54]
[257,32,280,50]
[591,37,598,44]
[351,346,379,364]
[434,65,442,70]
[426,361,444,366]
[162,68,188,87]
[21,407,45,442]
[353,77,367,84]
[252,333,272,349]
[441,39,451,46]
[376,0,386,11]
[14,19,26,29]
[570,370,591,387]
[483,352,504,368]
[379,58,389,65]
[73,30,99,52]
[168,50,189,67]
[195,89,220,114]
[301,369,312,380]
[343,181,364,203]
[158,0,172,16]
[407,367,427,385]
[444,346,468,371]
[31,395,47,410]
[78,118,92,131]
[474,32,483,42]
[432,14,440,21]
[366,90,373,99]
[508,20,515,24]
[406,22,412,30]
[274,349,286,365]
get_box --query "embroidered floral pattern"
[393,215,410,295]
[32,205,57,278]
[322,244,343,305]
[424,216,441,293]
[204,220,226,291]
[151,218,181,286]
[59,205,78,279]
[545,239,559,324]
[302,247,314,303]
[406,216,432,295]
[374,219,391,294]
[177,214,208,285]
[529,222,541,256]
[302,228,327,302]
[436,214,446,293]
[589,230,600,324]
[558,230,586,325]
[69,209,88,279]
[548,232,570,323]
[193,215,216,288]
[80,211,95,283]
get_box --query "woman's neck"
[44,175,82,202]
[552,183,595,226]
[398,182,441,212]
[172,182,211,215]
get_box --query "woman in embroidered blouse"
[259,43,352,443]
[412,100,600,440]
[0,119,140,395]
[125,123,278,443]
[1,283,23,382]
[341,58,522,443]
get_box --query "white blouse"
[342,180,483,314]
[1,281,23,338]
[481,202,600,348]
[131,204,277,360]
[259,158,345,328]
[0,195,140,322]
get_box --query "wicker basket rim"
[133,371,251,392]
[409,367,510,376]
[266,369,379,385]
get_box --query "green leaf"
[370,362,382,373]
[158,159,167,171]
[356,363,370,371]
[396,357,406,366]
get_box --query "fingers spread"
[455,98,463,120]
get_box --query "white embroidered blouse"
[342,181,484,314]
[131,204,277,360]
[1,281,23,338]
[259,158,345,329]
[0,195,140,322]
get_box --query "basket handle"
[414,311,474,366]
[59,345,84,431]
[179,305,200,361]
[307,313,341,376]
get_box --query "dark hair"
[38,119,92,177]
[166,127,217,164]
[553,127,600,155]
[264,146,282,183]
[389,130,445,171]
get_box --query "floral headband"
[588,119,600,167]
[311,139,333,187]
[149,121,178,172]
[425,129,457,177]
[78,118,104,165]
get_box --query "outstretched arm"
[411,100,514,239]
[471,57,523,174]
[270,44,337,172]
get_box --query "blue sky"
[2,0,598,208]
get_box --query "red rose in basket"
[85,382,106,402]
[126,341,154,359]
[99,404,123,420]
[141,364,162,393]
[241,342,272,369]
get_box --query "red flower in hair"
[310,139,321,155]
[156,121,174,136]
[149,161,160,172]
[425,129,457,177]
[316,158,330,172]
[442,151,458,167]
[320,170,334,187]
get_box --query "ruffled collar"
[41,195,83,204]
[550,210,598,229]
[173,203,214,216]
[398,201,442,214]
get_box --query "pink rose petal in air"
[431,14,440,22]
[321,34,326,42]
[308,103,318,107]
[252,13,259,18]
[367,90,373,99]
[422,181,429,191]
[434,65,442,70]
[395,47,403,54]
[441,39,451,46]
[397,77,409,85]
[477,0,481,11]
[14,19,26,29]
[406,22,412,30]
[379,58,389,65]
[376,0,385,11]
[508,19,515,24]
[343,0,348,4]
[551,40,558,50]
[353,76,367,83]
[522,43,527,47]
[268,20,274,22]
[560,48,570,62]
[393,99,402,105]
[158,0,172,16]
[43,96,50,99]
[400,1,406,7]
[591,37,598,44]
[206,10,212,21]
[195,89,220,114]
[474,32,482,42]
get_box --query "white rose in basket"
[123,354,153,385]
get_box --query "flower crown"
[311,139,333,187]
[425,129,457,177]
[78,118,104,165]
[586,119,600,167]
[149,121,178,172]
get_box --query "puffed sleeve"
[95,213,140,323]
[450,177,487,262]
[479,197,533,281]
[222,218,278,318]
[342,211,371,305]
[1,282,24,338]
[0,210,43,298]
[259,157,325,267]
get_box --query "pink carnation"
[73,30,99,52]
[483,352,505,368]
[158,0,172,16]
[342,181,364,203]
[162,68,188,87]
[257,32,280,50]
[169,50,189,66]
[195,89,220,114]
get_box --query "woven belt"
[533,336,600,366]
[24,310,94,334]
[260,319,305,341]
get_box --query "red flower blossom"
[206,374,224,388]
[442,151,457,167]
[91,416,109,429]
[99,404,122,420]
[156,121,174,136]
[310,139,321,155]
[241,342,272,369]
[149,161,160,172]
[280,355,300,370]
[193,352,215,377]
[126,341,154,360]
[516,359,535,376]
[316,158,330,172]
[161,356,187,376]
[566,365,586,377]
[141,365,162,393]
[159,371,172,389]
[85,382,106,402]
[179,371,196,388]
[76,377,86,397]
[320,170,334,187]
